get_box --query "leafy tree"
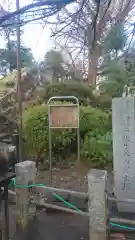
[99,61,127,98]
[0,40,34,75]
[98,23,133,98]
[44,50,65,81]
[99,55,135,98]
[104,23,127,58]
[43,49,85,83]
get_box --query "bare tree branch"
[53,0,135,84]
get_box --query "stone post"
[15,161,36,236]
[88,169,107,240]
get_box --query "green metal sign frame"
[47,96,80,183]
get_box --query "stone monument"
[112,97,135,212]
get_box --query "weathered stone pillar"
[0,194,4,240]
[112,97,135,212]
[88,169,107,240]
[15,161,37,238]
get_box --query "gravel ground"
[8,205,135,240]
[7,164,89,240]
[36,164,89,192]
[5,166,135,240]
[9,206,89,240]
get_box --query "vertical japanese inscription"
[112,98,135,196]
[112,97,135,212]
[121,99,132,191]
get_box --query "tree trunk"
[88,49,98,87]
[6,31,12,72]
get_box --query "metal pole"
[77,127,80,162]
[77,104,80,163]
[16,0,23,162]
[48,105,52,186]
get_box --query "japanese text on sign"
[50,106,79,128]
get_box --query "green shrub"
[81,131,112,168]
[23,103,111,167]
[40,82,98,106]
[23,105,48,158]
[23,104,76,161]
[80,106,111,138]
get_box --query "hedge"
[40,82,98,106]
[39,82,112,111]
[23,104,112,168]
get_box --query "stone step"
[110,233,125,239]
[0,90,8,97]
[110,233,135,240]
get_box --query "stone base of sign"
[110,233,126,240]
[108,193,135,230]
[117,202,135,213]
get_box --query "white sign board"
[112,97,135,212]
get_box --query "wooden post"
[16,0,23,162]
[0,190,4,240]
[15,161,36,237]
[88,169,107,240]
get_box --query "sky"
[0,0,54,61]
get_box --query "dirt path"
[9,164,89,239]
[36,163,88,192]
[9,165,135,240]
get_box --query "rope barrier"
[8,178,135,231]
[110,222,135,231]
[9,178,83,213]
